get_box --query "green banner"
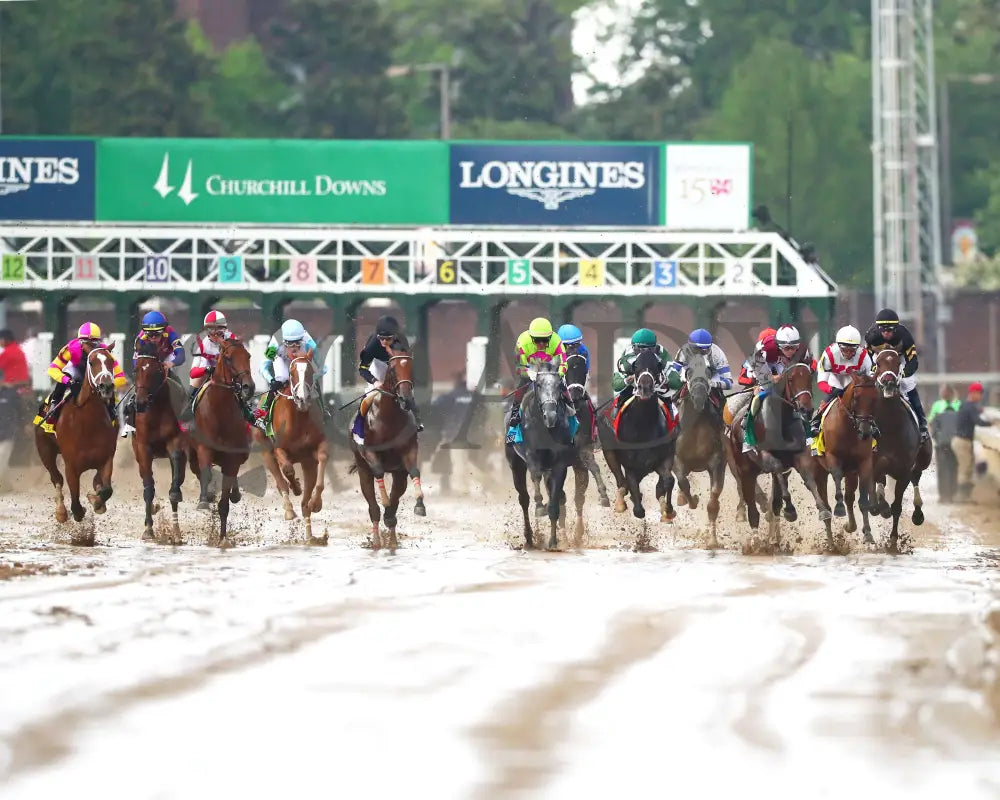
[96,138,448,225]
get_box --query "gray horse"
[673,346,728,547]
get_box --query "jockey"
[353,314,424,442]
[258,318,318,424]
[737,327,777,386]
[810,324,874,450]
[506,317,571,440]
[611,328,671,407]
[741,333,783,454]
[34,322,126,432]
[557,324,590,371]
[121,310,186,437]
[186,310,261,429]
[775,324,817,370]
[864,308,928,442]
[668,328,733,397]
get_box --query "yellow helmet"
[528,317,553,338]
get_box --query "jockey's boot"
[508,399,522,430]
[120,396,136,438]
[906,388,930,442]
[742,399,758,454]
[561,388,577,416]
[34,382,67,428]
[179,386,198,423]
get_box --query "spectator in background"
[0,329,30,490]
[952,381,994,503]
[929,384,961,503]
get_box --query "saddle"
[813,398,878,457]
[611,394,676,438]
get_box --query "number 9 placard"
[218,255,243,284]
[290,256,317,285]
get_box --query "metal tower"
[871,0,944,371]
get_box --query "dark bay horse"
[35,347,118,537]
[350,350,424,553]
[871,348,933,550]
[672,347,727,547]
[188,337,254,546]
[505,362,586,550]
[132,341,188,544]
[726,362,830,548]
[254,354,329,545]
[564,353,610,507]
[810,373,880,549]
[598,349,676,523]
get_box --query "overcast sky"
[572,0,644,104]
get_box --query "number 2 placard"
[290,256,317,284]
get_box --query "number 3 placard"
[290,256,317,284]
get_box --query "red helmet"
[204,310,228,329]
[969,381,984,393]
[760,334,780,363]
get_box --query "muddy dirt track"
[1,458,1000,799]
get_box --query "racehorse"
[254,354,329,545]
[726,361,830,548]
[132,339,188,544]
[505,362,586,549]
[672,346,727,547]
[598,348,676,523]
[870,348,933,551]
[35,347,118,537]
[350,349,425,553]
[564,352,611,507]
[810,373,880,549]
[188,337,254,546]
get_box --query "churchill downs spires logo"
[457,159,646,210]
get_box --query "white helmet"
[776,325,801,347]
[836,325,862,347]
[281,319,306,343]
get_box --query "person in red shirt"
[0,328,29,387]
[0,329,29,489]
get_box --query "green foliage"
[975,163,1000,254]
[271,0,408,138]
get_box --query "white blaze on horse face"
[293,360,308,402]
[89,351,114,388]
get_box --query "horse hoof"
[633,506,646,520]
[599,495,611,508]
[309,497,323,514]
[218,537,232,551]
[284,509,297,521]
[844,522,857,534]
[414,500,427,517]
[307,534,329,547]
[614,501,627,513]
[535,505,546,518]
[688,496,700,510]
[151,503,162,515]
[783,509,798,523]
[863,532,875,545]
[819,509,832,522]
[834,502,846,518]
[912,508,924,526]
[524,535,535,550]
[55,507,68,524]
[661,511,675,523]
[197,501,211,512]
[677,494,689,507]
[142,526,156,541]
[231,490,241,504]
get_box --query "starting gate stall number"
[290,256,317,285]
[144,255,170,283]
[724,259,753,288]
[1,254,25,281]
[652,259,678,288]
[506,258,531,286]
[218,255,244,284]
[437,259,457,284]
[361,258,386,285]
[74,255,97,280]
[579,258,605,287]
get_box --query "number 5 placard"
[290,256,317,284]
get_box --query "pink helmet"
[77,322,102,341]
[204,309,228,328]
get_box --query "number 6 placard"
[290,256,317,284]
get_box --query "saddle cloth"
[612,395,676,438]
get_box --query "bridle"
[777,362,814,409]
[873,348,901,394]
[564,353,588,398]
[384,354,415,409]
[284,356,315,411]
[84,347,115,403]
[212,339,253,400]
[843,379,878,439]
[134,352,167,411]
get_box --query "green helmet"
[631,328,656,347]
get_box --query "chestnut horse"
[254,354,329,544]
[350,350,424,553]
[727,362,830,547]
[188,337,254,546]
[870,348,933,551]
[35,347,118,535]
[133,342,188,544]
[810,373,880,549]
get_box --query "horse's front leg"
[858,459,875,545]
[137,444,156,541]
[656,458,676,522]
[572,462,588,547]
[531,470,546,517]
[843,471,860,537]
[401,440,425,517]
[300,457,326,545]
[546,461,569,549]
[274,447,301,496]
[706,454,725,544]
[581,446,610,507]
[66,465,86,524]
[794,452,832,524]
[778,469,797,523]
[383,471,407,554]
[89,454,114,515]
[310,439,329,515]
[829,462,847,518]
[167,448,186,543]
[217,470,236,548]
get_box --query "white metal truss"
[0,224,836,299]
[871,0,944,367]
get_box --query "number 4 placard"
[290,256,317,284]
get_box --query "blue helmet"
[557,324,583,345]
[281,319,306,343]
[141,310,167,331]
[689,328,713,349]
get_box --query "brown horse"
[350,350,424,553]
[870,348,934,551]
[35,347,118,537]
[132,343,188,544]
[254,355,329,545]
[811,373,880,549]
[188,337,254,546]
[727,362,831,547]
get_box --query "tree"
[271,0,408,139]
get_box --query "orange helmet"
[757,327,777,342]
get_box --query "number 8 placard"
[290,256,317,284]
